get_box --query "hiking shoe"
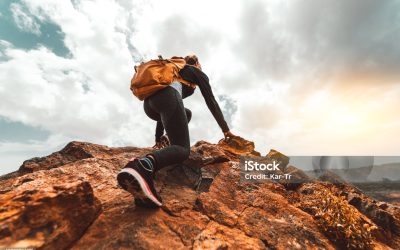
[134,197,160,209]
[117,158,163,207]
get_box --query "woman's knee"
[143,100,160,121]
[179,145,191,160]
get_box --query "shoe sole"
[117,168,162,207]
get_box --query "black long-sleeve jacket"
[155,65,229,141]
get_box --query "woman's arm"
[179,65,230,133]
[155,121,164,142]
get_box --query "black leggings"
[144,87,190,170]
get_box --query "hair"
[184,54,199,65]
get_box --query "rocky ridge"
[0,137,399,249]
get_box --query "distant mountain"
[368,163,400,182]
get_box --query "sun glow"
[299,90,375,133]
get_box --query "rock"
[196,170,215,193]
[0,180,101,249]
[196,162,334,249]
[217,136,261,158]
[279,165,313,190]
[318,170,347,184]
[296,182,400,248]
[341,185,400,244]
[195,162,228,193]
[266,149,290,170]
[378,202,389,210]
[1,140,399,249]
[191,140,231,163]
[193,221,265,250]
[18,141,145,175]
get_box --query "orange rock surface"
[1,139,399,249]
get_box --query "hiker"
[152,107,191,149]
[117,55,236,207]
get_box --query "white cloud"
[1,1,155,150]
[1,0,400,175]
[0,134,69,175]
[10,3,42,35]
[0,40,12,61]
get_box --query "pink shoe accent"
[118,168,162,206]
[129,157,136,161]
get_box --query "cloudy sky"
[1,0,400,175]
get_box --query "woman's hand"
[152,141,163,149]
[223,130,237,141]
[153,135,170,149]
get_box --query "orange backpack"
[130,56,196,100]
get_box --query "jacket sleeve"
[182,84,195,99]
[179,65,230,133]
